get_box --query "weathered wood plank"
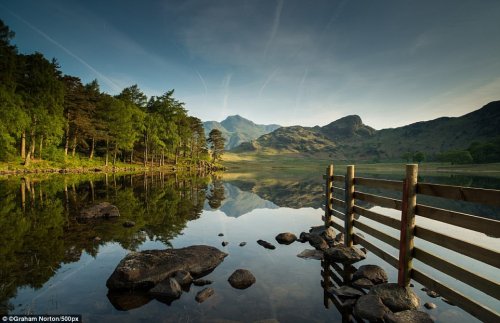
[354,191,403,210]
[417,182,500,207]
[353,233,399,268]
[353,220,400,249]
[332,208,345,221]
[414,226,500,268]
[345,166,355,247]
[332,197,346,209]
[412,269,500,323]
[416,204,500,237]
[331,221,344,234]
[325,165,334,228]
[331,185,345,193]
[353,205,401,230]
[354,177,403,191]
[414,247,500,299]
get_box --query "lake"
[0,168,499,322]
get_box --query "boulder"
[239,242,247,247]
[424,302,436,309]
[297,232,311,243]
[321,226,336,242]
[148,278,182,300]
[106,245,227,290]
[353,265,388,285]
[257,239,276,250]
[369,283,420,312]
[297,249,324,260]
[324,245,366,263]
[275,232,297,245]
[384,310,434,323]
[353,294,391,322]
[352,278,374,289]
[79,202,120,219]
[308,234,329,251]
[327,285,364,298]
[195,287,215,303]
[228,269,256,289]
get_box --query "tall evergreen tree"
[207,129,225,163]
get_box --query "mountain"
[232,101,500,161]
[203,115,280,150]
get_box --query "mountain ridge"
[230,101,500,162]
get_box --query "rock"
[354,294,391,322]
[257,239,276,250]
[79,202,120,219]
[218,233,224,237]
[308,234,329,251]
[324,245,366,263]
[426,290,440,298]
[148,278,182,300]
[327,285,364,298]
[173,270,193,286]
[424,302,436,309]
[195,287,214,303]
[353,265,388,285]
[107,290,152,311]
[297,232,311,243]
[275,232,297,245]
[193,279,212,286]
[297,249,323,260]
[222,241,229,247]
[384,310,434,323]
[106,245,228,290]
[239,242,247,247]
[93,236,102,242]
[123,221,135,228]
[352,278,374,289]
[228,269,256,289]
[369,283,420,312]
[321,226,336,242]
[335,232,344,243]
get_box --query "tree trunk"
[89,137,95,160]
[105,139,109,166]
[30,133,36,158]
[113,146,117,165]
[130,149,134,164]
[21,130,26,159]
[39,136,43,159]
[175,147,179,165]
[71,134,77,157]
[144,133,148,167]
[64,123,69,157]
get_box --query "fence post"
[324,164,334,228]
[344,165,355,247]
[398,164,418,287]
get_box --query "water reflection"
[0,173,209,314]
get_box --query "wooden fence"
[322,164,500,322]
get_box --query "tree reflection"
[207,176,225,209]
[0,172,209,314]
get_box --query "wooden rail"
[324,164,500,322]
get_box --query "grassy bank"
[222,152,500,176]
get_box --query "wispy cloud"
[258,68,278,98]
[264,0,284,59]
[221,73,232,116]
[4,7,122,92]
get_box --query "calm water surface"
[0,170,498,322]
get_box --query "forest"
[0,20,223,169]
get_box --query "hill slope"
[203,115,280,150]
[232,101,500,161]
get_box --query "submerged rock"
[327,285,364,298]
[106,245,227,290]
[324,245,366,263]
[195,287,215,303]
[353,265,388,285]
[369,283,420,312]
[79,202,120,219]
[239,242,247,247]
[193,279,213,286]
[228,269,256,289]
[297,249,324,260]
[148,277,182,300]
[173,270,193,286]
[354,294,391,322]
[275,232,297,245]
[385,310,434,323]
[257,239,276,250]
[222,241,229,247]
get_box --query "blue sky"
[1,0,499,129]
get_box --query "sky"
[1,0,499,129]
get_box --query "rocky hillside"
[203,115,280,150]
[232,101,500,162]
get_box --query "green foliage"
[412,151,425,163]
[208,129,225,163]
[401,151,412,162]
[436,150,473,164]
[468,137,500,163]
